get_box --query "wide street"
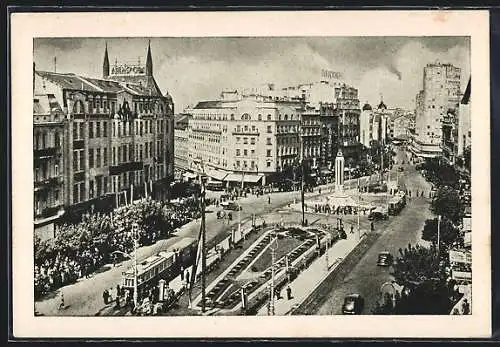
[309,147,434,315]
[35,145,431,317]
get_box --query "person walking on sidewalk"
[58,292,65,310]
[286,286,293,300]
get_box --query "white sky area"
[34,37,470,112]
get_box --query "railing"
[34,147,59,158]
[34,176,63,188]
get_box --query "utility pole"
[132,223,139,311]
[437,215,441,257]
[300,125,305,226]
[269,233,277,316]
[197,162,207,313]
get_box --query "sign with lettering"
[452,270,472,282]
[111,64,146,76]
[321,69,343,80]
[449,249,472,264]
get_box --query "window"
[267,114,271,121]
[236,137,240,143]
[79,150,84,171]
[80,182,85,202]
[251,149,255,156]
[89,122,94,138]
[258,114,262,121]
[244,149,248,156]
[140,122,143,136]
[267,138,272,145]
[118,123,122,137]
[54,163,59,176]
[250,138,256,145]
[140,144,143,160]
[236,149,241,156]
[103,122,107,137]
[118,147,122,164]
[230,114,235,120]
[251,161,255,168]
[149,142,153,158]
[145,142,149,159]
[79,123,84,139]
[243,161,248,168]
[89,148,94,168]
[73,184,79,204]
[243,137,248,144]
[113,123,116,137]
[103,147,108,166]
[267,125,272,133]
[237,125,241,132]
[267,161,271,167]
[123,145,127,162]
[96,148,101,168]
[267,149,272,157]
[149,120,153,133]
[112,147,116,165]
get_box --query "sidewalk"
[256,232,361,316]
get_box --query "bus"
[121,237,197,300]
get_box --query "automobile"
[368,207,389,221]
[342,294,364,314]
[220,201,242,211]
[377,251,394,266]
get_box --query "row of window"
[34,130,62,150]
[236,137,256,145]
[34,160,60,182]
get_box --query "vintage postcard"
[10,10,490,338]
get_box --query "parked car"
[368,207,389,221]
[342,294,364,314]
[377,251,393,266]
[220,201,242,211]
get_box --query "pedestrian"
[268,195,271,204]
[115,295,120,309]
[350,225,354,234]
[116,284,121,298]
[286,286,292,300]
[58,292,65,310]
[462,299,470,315]
[371,222,374,231]
[103,290,108,304]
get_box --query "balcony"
[34,176,63,189]
[34,147,59,158]
[73,139,85,150]
[109,161,144,175]
[232,129,260,136]
[192,128,222,134]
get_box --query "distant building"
[411,62,462,158]
[33,41,175,230]
[174,113,192,171]
[457,77,471,157]
[390,113,412,140]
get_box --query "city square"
[32,36,472,318]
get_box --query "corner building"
[33,42,174,222]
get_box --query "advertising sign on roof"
[111,64,146,76]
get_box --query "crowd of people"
[34,198,201,299]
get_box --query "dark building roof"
[461,77,471,105]
[34,94,63,115]
[36,70,165,98]
[194,101,224,109]
[362,103,372,111]
[377,100,387,110]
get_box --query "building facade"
[33,42,175,226]
[33,94,66,240]
[457,78,471,157]
[173,114,192,172]
[391,113,412,140]
[411,63,461,158]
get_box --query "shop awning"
[224,173,244,182]
[205,169,229,181]
[243,174,264,183]
[224,173,263,183]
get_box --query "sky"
[34,37,470,112]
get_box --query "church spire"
[103,42,110,78]
[146,40,153,76]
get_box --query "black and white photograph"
[11,10,490,338]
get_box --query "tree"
[421,217,461,251]
[463,146,471,172]
[392,244,447,285]
[389,244,453,314]
[431,186,464,224]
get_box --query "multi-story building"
[33,94,66,240]
[185,91,303,185]
[173,113,192,172]
[457,77,471,158]
[359,99,391,148]
[33,42,174,223]
[391,113,412,140]
[411,62,461,158]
